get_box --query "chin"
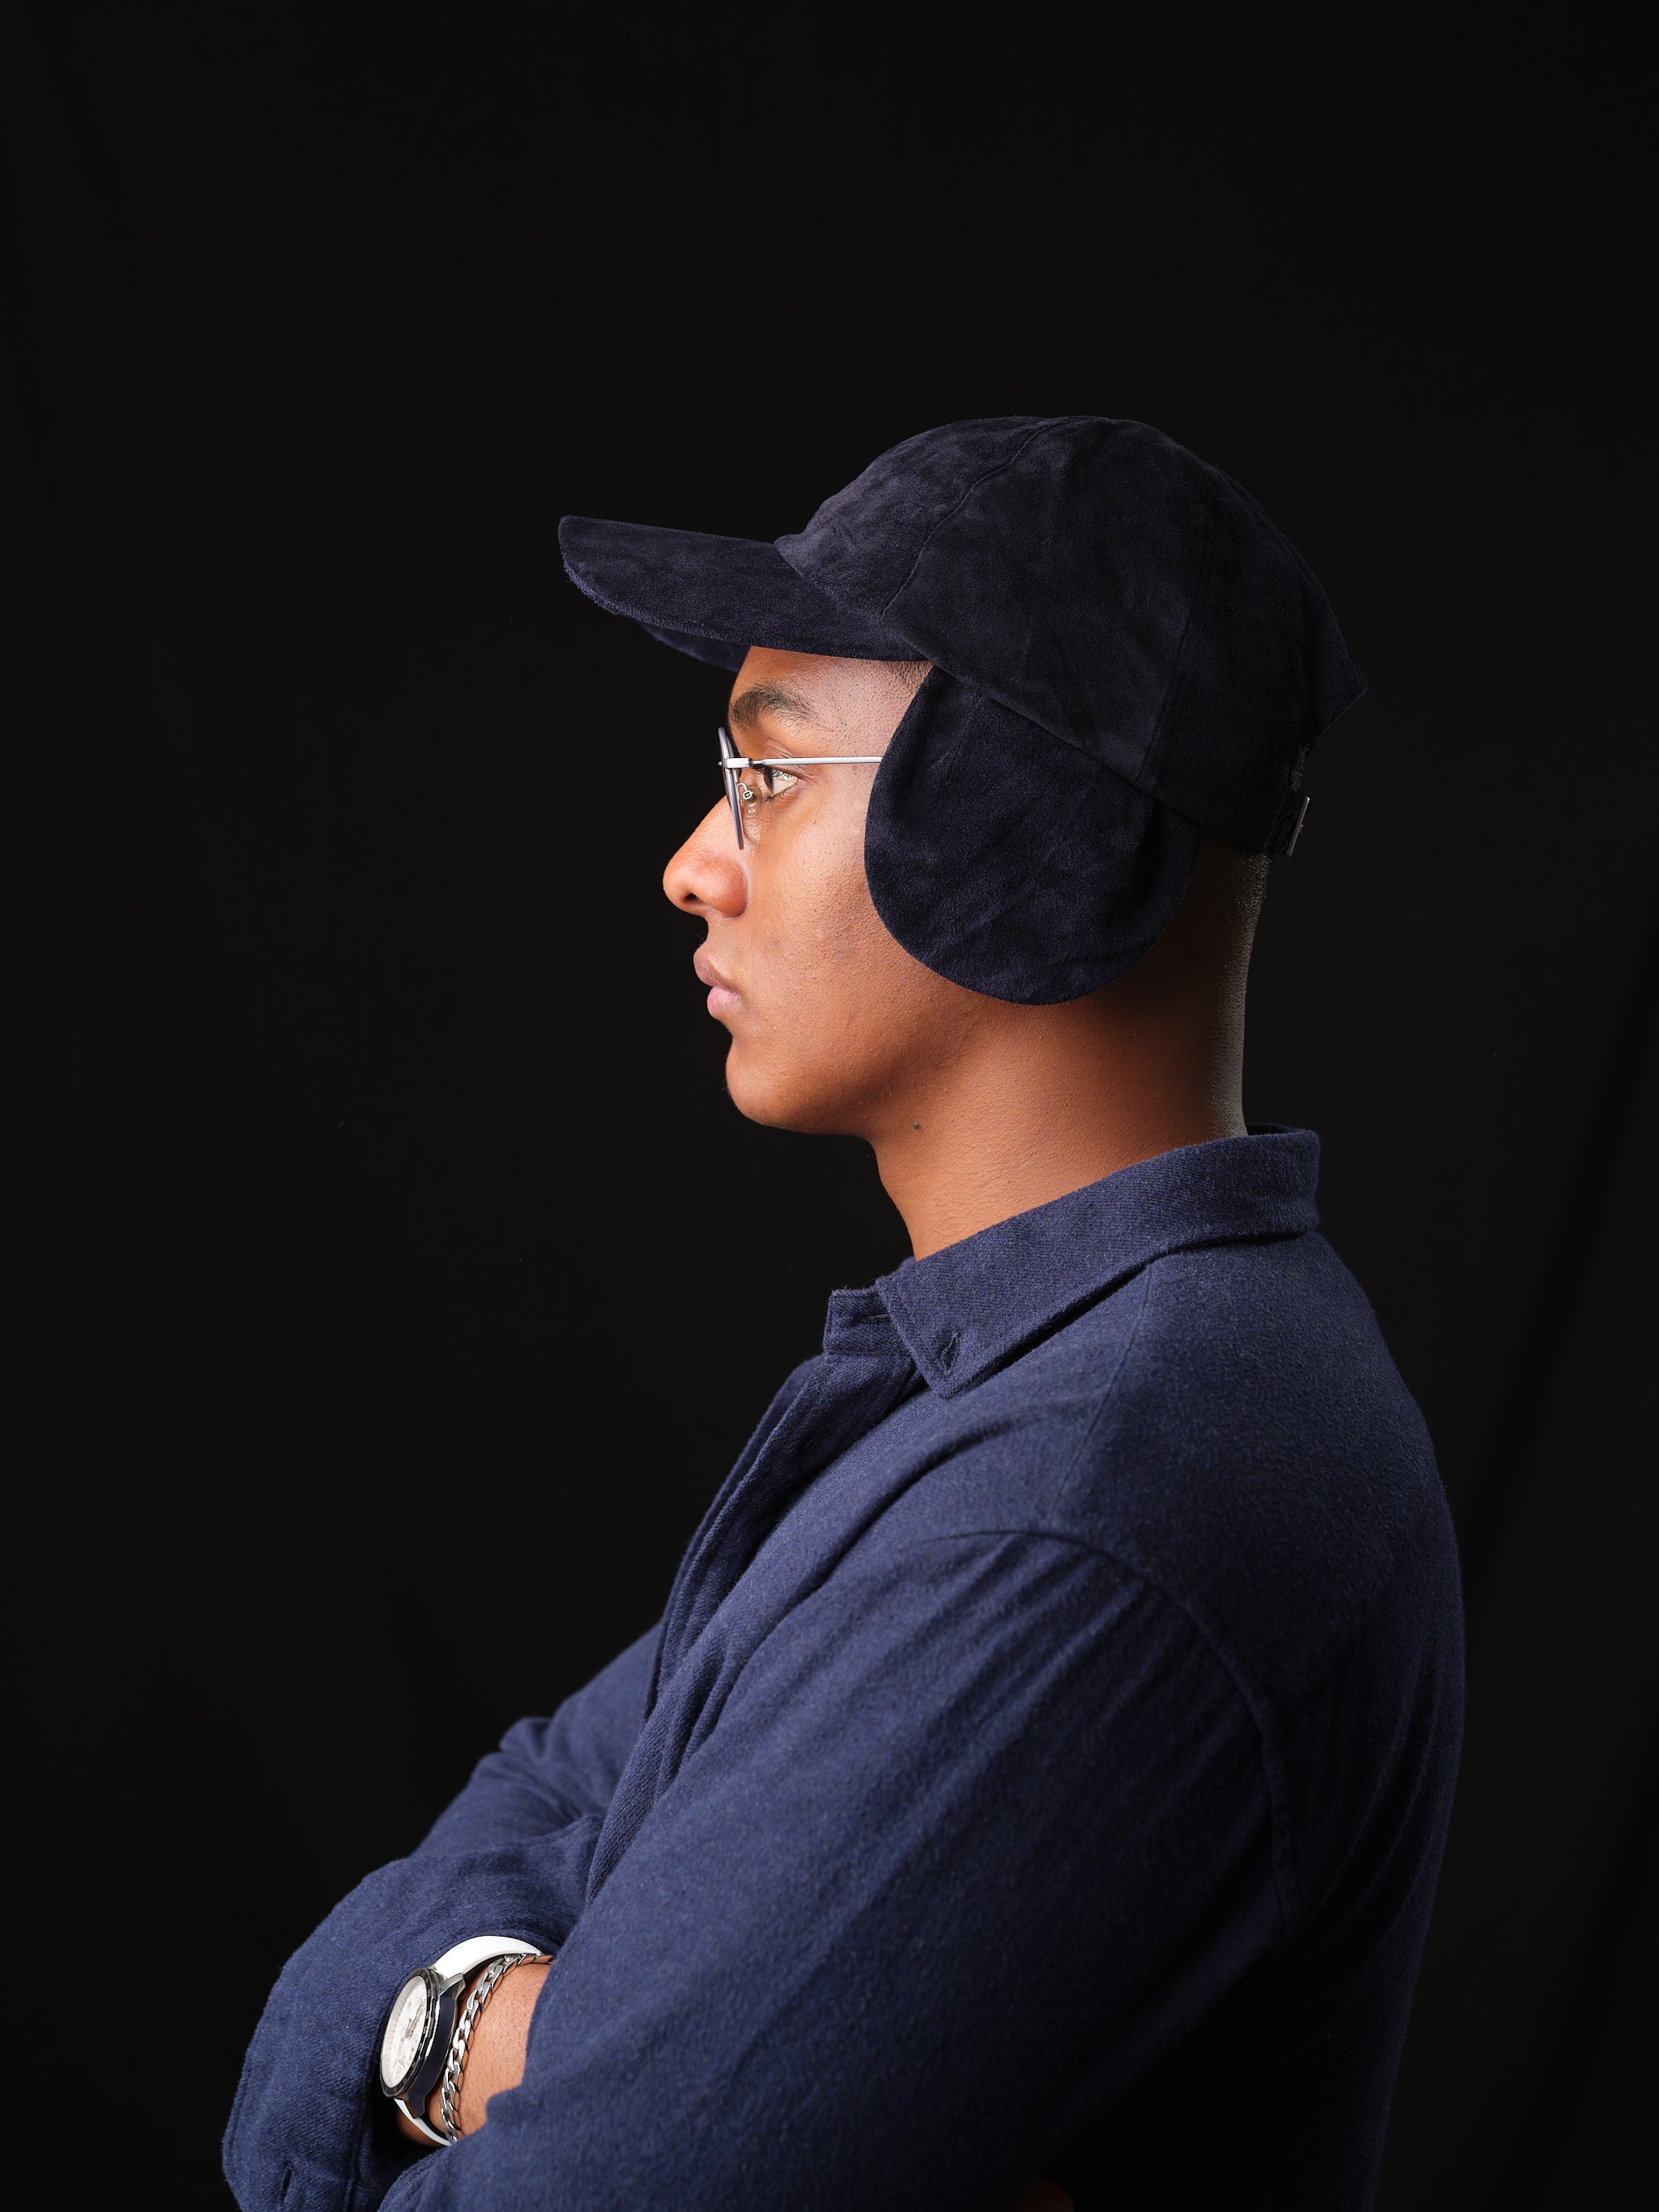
[723,1040,864,1136]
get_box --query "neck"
[872,843,1258,1260]
[872,1007,1245,1261]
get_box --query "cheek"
[727,812,961,1122]
[753,814,897,1014]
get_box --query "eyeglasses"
[717,727,883,849]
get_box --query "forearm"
[416,1628,658,1859]
[393,1958,1072,2211]
[372,1538,1263,2212]
[396,1958,553,2147]
[223,1831,595,2212]
[226,1637,654,2211]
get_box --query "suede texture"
[557,515,911,668]
[559,416,1363,1001]
[865,671,1203,1002]
[778,416,1363,852]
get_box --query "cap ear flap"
[864,671,1201,1005]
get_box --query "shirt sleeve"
[381,1532,1287,2212]
[221,1629,657,2212]
[415,1625,660,1854]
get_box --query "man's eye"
[742,766,798,806]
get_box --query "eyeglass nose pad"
[718,726,746,849]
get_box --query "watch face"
[381,1971,434,2095]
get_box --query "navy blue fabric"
[556,516,915,668]
[865,672,1204,1004]
[778,418,1363,852]
[558,418,1365,1003]
[224,1131,1462,2212]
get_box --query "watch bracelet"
[438,1951,550,2142]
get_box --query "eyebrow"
[727,682,821,735]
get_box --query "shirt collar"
[832,1128,1320,1396]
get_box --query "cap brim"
[559,516,920,671]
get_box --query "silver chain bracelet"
[438,1951,551,2142]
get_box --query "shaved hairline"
[728,660,931,737]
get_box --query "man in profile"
[226,416,1462,2211]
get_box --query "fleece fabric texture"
[559,417,1367,1002]
[223,1130,1462,2212]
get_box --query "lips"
[693,944,741,1019]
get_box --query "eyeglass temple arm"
[718,753,886,768]
[717,727,883,770]
[716,727,884,849]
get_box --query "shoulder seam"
[1048,1261,1300,1937]
[898,1519,1301,1951]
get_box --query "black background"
[5,7,1655,2206]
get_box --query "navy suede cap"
[560,417,1364,1004]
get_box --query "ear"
[864,673,1199,1006]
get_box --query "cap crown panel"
[776,416,1059,614]
[887,421,1210,793]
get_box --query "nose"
[664,798,748,918]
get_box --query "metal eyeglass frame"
[718,727,883,849]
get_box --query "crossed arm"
[397,1963,1072,2210]
[226,1539,1277,2212]
[395,1957,552,2142]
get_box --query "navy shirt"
[225,1130,1462,2212]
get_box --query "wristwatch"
[379,1935,542,2145]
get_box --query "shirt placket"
[652,1339,919,1699]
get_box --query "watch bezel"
[379,1965,462,2104]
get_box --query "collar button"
[936,1329,961,1372]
